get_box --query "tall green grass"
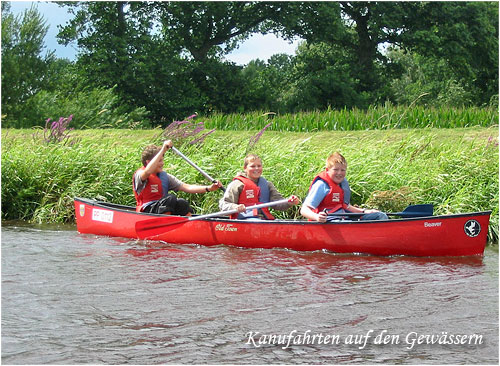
[204,104,498,131]
[2,127,498,242]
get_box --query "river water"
[1,222,498,364]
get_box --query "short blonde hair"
[243,154,262,168]
[326,152,347,169]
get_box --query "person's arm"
[133,171,147,194]
[219,180,245,212]
[267,181,300,210]
[139,140,172,181]
[178,180,222,194]
[346,204,380,214]
[300,181,329,222]
[300,205,327,222]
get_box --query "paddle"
[136,198,291,239]
[171,146,226,192]
[327,204,434,219]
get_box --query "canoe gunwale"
[74,197,492,225]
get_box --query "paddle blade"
[135,216,188,239]
[394,204,434,218]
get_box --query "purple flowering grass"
[189,128,216,145]
[486,135,499,147]
[161,114,216,146]
[247,122,273,152]
[37,115,80,146]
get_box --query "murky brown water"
[2,222,498,364]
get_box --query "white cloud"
[225,33,301,65]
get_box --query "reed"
[2,126,498,242]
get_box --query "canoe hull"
[74,198,490,257]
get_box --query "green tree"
[276,1,498,107]
[57,2,154,106]
[388,48,474,107]
[400,1,499,105]
[283,42,361,111]
[152,1,285,63]
[58,1,214,124]
[56,1,289,122]
[241,59,274,112]
[276,2,402,99]
[240,55,294,112]
[55,1,498,117]
[1,2,55,125]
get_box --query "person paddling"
[133,140,222,216]
[219,154,300,220]
[301,152,387,222]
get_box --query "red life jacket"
[133,167,163,212]
[309,170,347,213]
[230,175,275,220]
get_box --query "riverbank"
[1,127,498,241]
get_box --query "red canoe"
[74,198,491,257]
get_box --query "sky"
[8,0,301,64]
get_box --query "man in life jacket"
[133,140,221,215]
[301,152,387,222]
[219,154,300,219]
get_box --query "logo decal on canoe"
[79,204,85,217]
[215,224,238,232]
[92,208,114,223]
[464,220,481,238]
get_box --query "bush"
[5,86,151,129]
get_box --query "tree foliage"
[151,1,286,62]
[1,3,55,121]
[399,1,499,105]
[283,42,361,111]
[2,1,498,128]
[388,48,474,107]
[55,1,290,122]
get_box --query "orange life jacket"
[230,175,275,220]
[133,167,166,212]
[308,170,347,213]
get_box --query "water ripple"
[1,224,498,364]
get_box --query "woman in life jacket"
[219,154,300,219]
[133,140,222,215]
[301,152,387,222]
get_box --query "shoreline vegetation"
[1,117,499,243]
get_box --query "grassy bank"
[2,127,498,242]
